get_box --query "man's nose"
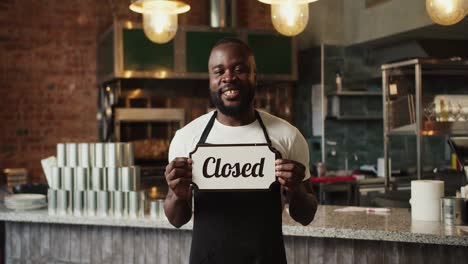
[222,70,237,82]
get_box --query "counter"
[1,205,468,263]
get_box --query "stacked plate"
[4,194,47,211]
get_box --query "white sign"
[190,144,276,190]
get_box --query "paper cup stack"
[48,142,145,218]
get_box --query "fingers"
[275,159,305,189]
[165,157,192,176]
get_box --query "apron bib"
[189,111,287,264]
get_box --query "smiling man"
[164,38,318,264]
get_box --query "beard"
[210,84,255,117]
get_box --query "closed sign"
[190,144,276,190]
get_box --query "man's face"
[208,43,256,117]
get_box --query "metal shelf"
[328,91,382,96]
[328,115,383,121]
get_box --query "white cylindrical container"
[107,167,119,191]
[57,143,66,167]
[150,199,165,219]
[106,143,120,167]
[75,167,88,191]
[114,191,124,218]
[66,143,78,167]
[120,167,133,191]
[63,167,74,191]
[97,191,109,217]
[51,167,61,189]
[57,190,69,216]
[86,190,97,216]
[95,143,105,168]
[410,180,444,221]
[48,189,57,215]
[74,191,85,217]
[133,166,141,191]
[129,191,140,218]
[121,166,141,191]
[78,143,91,167]
[121,143,135,166]
[91,167,104,191]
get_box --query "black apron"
[189,111,287,264]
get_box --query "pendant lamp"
[258,0,318,37]
[130,0,190,44]
[426,0,468,26]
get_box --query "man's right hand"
[165,157,193,200]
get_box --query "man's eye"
[235,67,245,73]
[214,69,223,75]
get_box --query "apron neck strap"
[197,110,272,145]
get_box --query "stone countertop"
[1,205,468,246]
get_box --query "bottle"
[335,72,342,92]
[440,99,448,122]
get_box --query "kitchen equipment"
[78,143,92,167]
[114,191,124,218]
[97,191,109,217]
[95,143,105,168]
[107,167,119,191]
[57,143,66,167]
[150,199,165,219]
[48,189,57,215]
[86,190,97,216]
[73,191,85,217]
[91,167,104,191]
[128,191,140,218]
[57,190,69,216]
[440,197,467,225]
[410,180,444,221]
[66,143,78,167]
[62,167,74,191]
[51,167,61,189]
[75,167,88,191]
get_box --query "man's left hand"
[275,159,306,193]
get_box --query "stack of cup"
[48,142,144,218]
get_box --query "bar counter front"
[1,205,468,263]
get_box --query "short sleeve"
[288,129,311,181]
[168,130,188,162]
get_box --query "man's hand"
[165,157,193,200]
[164,157,193,228]
[275,158,318,226]
[275,158,306,193]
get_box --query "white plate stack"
[5,194,47,211]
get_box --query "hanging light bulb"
[426,0,468,26]
[130,0,190,44]
[258,0,318,37]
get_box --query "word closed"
[202,157,265,178]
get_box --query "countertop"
[1,205,468,246]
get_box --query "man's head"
[208,38,257,117]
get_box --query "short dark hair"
[211,37,253,56]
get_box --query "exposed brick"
[0,0,272,183]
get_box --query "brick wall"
[0,0,272,183]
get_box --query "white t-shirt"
[169,110,311,181]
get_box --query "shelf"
[423,121,468,135]
[329,115,382,120]
[387,123,416,135]
[328,91,382,96]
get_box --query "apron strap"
[198,111,217,144]
[255,110,272,146]
[198,110,273,146]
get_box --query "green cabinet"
[97,22,297,83]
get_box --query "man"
[164,38,318,264]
